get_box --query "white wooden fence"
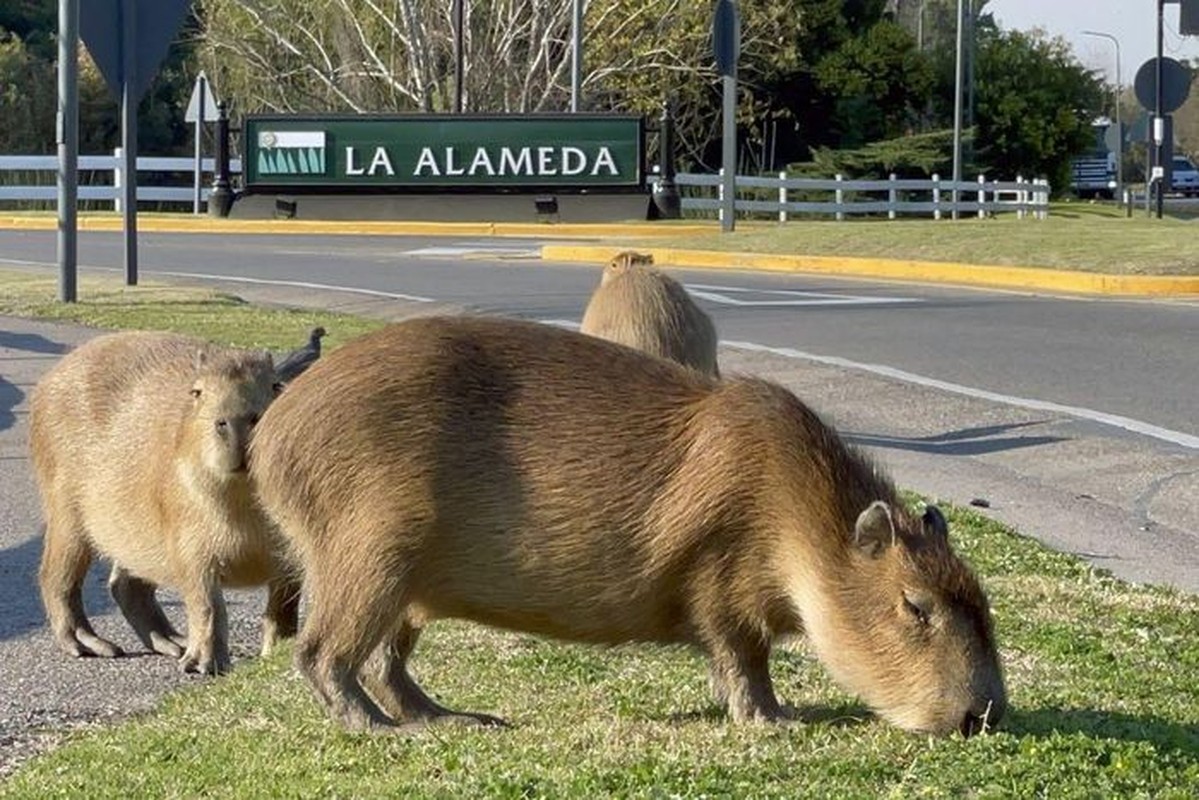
[0,153,1048,220]
[0,152,242,207]
[661,171,1050,220]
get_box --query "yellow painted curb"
[541,245,1199,298]
[0,215,710,239]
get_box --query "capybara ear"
[633,252,654,266]
[854,500,896,557]
[922,505,949,540]
[272,381,284,396]
[193,349,207,371]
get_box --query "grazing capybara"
[30,331,300,675]
[579,251,720,377]
[249,315,1005,735]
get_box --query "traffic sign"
[712,0,740,78]
[185,71,219,124]
[80,0,192,102]
[1134,57,1191,113]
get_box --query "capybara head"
[187,349,280,477]
[600,250,654,286]
[801,501,1005,736]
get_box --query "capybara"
[249,315,1005,735]
[30,330,300,675]
[579,251,720,377]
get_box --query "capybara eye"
[248,414,260,427]
[903,596,931,625]
[272,382,284,395]
[190,388,202,398]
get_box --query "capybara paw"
[178,648,229,676]
[148,632,187,659]
[59,629,123,659]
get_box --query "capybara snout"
[249,315,1003,735]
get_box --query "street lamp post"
[1082,30,1123,203]
[951,0,965,219]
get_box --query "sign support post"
[713,0,739,233]
[57,0,79,303]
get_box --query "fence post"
[835,173,844,221]
[1015,174,1025,220]
[977,173,986,219]
[932,173,941,220]
[778,170,787,223]
[112,147,123,212]
[888,173,897,220]
[717,167,724,224]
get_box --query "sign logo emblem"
[257,131,327,175]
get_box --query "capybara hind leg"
[38,517,121,658]
[260,576,301,657]
[295,632,392,731]
[707,637,785,723]
[108,566,186,658]
[361,622,506,729]
[177,576,230,676]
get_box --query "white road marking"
[4,256,1191,451]
[404,246,540,259]
[722,339,1199,451]
[684,283,920,307]
[539,318,1199,450]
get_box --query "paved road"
[0,227,1195,773]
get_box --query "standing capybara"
[249,315,1005,736]
[579,251,720,377]
[30,330,300,675]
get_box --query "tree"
[814,20,934,147]
[967,24,1104,191]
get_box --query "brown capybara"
[579,251,720,377]
[249,315,1005,735]
[29,330,300,675]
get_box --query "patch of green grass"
[630,212,1199,275]
[0,270,384,349]
[2,507,1195,798]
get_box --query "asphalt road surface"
[0,227,1195,773]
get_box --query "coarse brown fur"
[579,251,720,377]
[29,331,300,675]
[249,315,1005,735]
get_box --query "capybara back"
[579,251,720,377]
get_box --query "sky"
[987,0,1199,87]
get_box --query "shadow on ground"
[0,376,21,432]
[1008,706,1198,757]
[845,421,1065,457]
[0,535,115,643]
[0,330,69,356]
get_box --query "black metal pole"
[453,0,464,113]
[654,96,681,219]
[208,101,234,217]
[57,0,78,303]
[1156,0,1164,219]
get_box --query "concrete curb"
[541,244,1199,297]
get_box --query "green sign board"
[243,114,645,192]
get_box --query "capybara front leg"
[177,576,230,676]
[108,565,186,658]
[707,637,786,723]
[361,622,507,729]
[261,576,301,657]
[38,516,121,658]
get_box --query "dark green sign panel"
[243,114,645,192]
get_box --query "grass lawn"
[1,269,1195,797]
[0,505,1195,798]
[624,203,1199,276]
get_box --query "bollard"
[651,96,682,220]
[208,101,235,218]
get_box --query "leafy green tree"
[0,31,54,152]
[968,24,1104,191]
[814,20,934,148]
